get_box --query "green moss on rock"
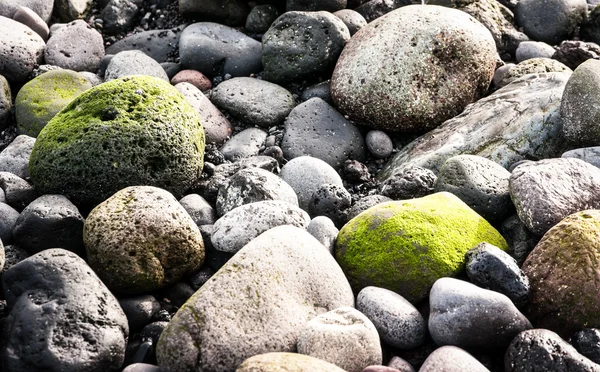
[335,192,508,304]
[29,75,205,210]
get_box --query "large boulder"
[331,5,496,132]
[29,75,205,211]
[156,226,354,372]
[0,16,45,83]
[335,192,508,303]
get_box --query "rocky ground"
[3,0,600,372]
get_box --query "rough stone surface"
[156,226,354,372]
[378,166,436,200]
[496,58,571,88]
[515,0,587,45]
[0,74,11,129]
[0,135,35,179]
[104,50,169,81]
[333,9,367,36]
[53,0,92,21]
[179,193,215,226]
[106,28,182,63]
[420,346,489,372]
[44,20,104,72]
[346,195,392,222]
[237,352,347,372]
[118,295,160,332]
[220,127,267,162]
[0,16,45,83]
[570,328,600,364]
[553,40,600,70]
[245,4,279,33]
[308,183,352,226]
[562,146,600,168]
[0,171,37,211]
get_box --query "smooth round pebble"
[171,69,211,91]
[420,346,489,372]
[13,5,49,40]
[365,130,394,159]
[333,9,367,36]
[220,127,268,162]
[179,194,216,226]
[515,41,556,62]
[104,50,169,81]
[0,202,18,245]
[307,216,338,254]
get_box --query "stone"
[515,41,556,62]
[308,183,352,226]
[99,0,143,35]
[496,58,571,88]
[2,244,29,274]
[211,77,295,128]
[15,69,93,137]
[0,16,45,83]
[178,0,249,26]
[493,63,514,86]
[562,146,600,168]
[119,295,161,332]
[13,194,85,254]
[379,72,570,179]
[301,80,332,104]
[179,22,262,77]
[297,307,382,372]
[211,200,310,253]
[262,11,350,83]
[515,0,587,45]
[333,9,367,36]
[44,20,104,72]
[282,98,366,169]
[106,28,183,63]
[0,172,37,211]
[346,195,393,222]
[1,249,128,372]
[388,356,417,371]
[500,215,539,266]
[156,226,354,372]
[0,202,18,245]
[215,167,298,216]
[13,6,49,40]
[522,210,600,337]
[0,74,11,129]
[29,76,205,211]
[366,130,394,159]
[179,194,215,226]
[331,5,496,133]
[378,166,436,200]
[286,0,347,11]
[122,364,162,372]
[245,4,279,34]
[553,40,600,70]
[570,328,600,364]
[420,346,489,372]
[336,192,508,303]
[434,154,512,224]
[53,0,91,21]
[509,158,600,237]
[171,70,211,91]
[84,186,205,295]
[237,352,347,372]
[356,286,426,350]
[220,127,267,162]
[307,216,338,254]
[0,135,35,179]
[0,0,53,22]
[104,50,169,81]
[354,0,400,23]
[505,329,600,371]
[343,159,371,184]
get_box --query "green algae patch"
[15,69,93,137]
[335,192,508,304]
[29,75,205,211]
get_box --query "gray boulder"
[0,202,18,245]
[179,194,215,226]
[515,41,556,62]
[99,0,142,35]
[104,50,168,81]
[0,171,37,211]
[378,166,436,200]
[0,16,45,83]
[220,127,267,162]
[562,146,600,168]
[420,346,489,372]
[496,58,571,89]
[245,4,279,34]
[0,135,35,179]
[13,5,49,41]
[515,0,587,45]
[44,20,104,72]
[106,28,182,63]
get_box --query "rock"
[2,244,29,274]
[262,11,350,84]
[179,193,215,226]
[553,40,600,70]
[428,277,532,349]
[179,22,262,77]
[245,4,279,34]
[434,155,512,224]
[0,0,53,23]
[1,249,128,372]
[333,9,367,36]
[0,16,45,83]
[211,200,310,253]
[99,0,143,35]
[505,329,600,371]
[15,69,92,137]
[178,0,249,26]
[336,192,508,303]
[496,58,571,88]
[0,202,18,244]
[0,172,37,211]
[0,135,35,179]
[237,352,347,372]
[419,346,489,372]
[331,5,496,133]
[522,210,600,337]
[216,167,298,216]
[308,183,351,226]
[280,156,344,212]
[465,243,530,308]
[346,195,393,222]
[509,158,600,237]
[343,159,371,184]
[297,306,382,372]
[171,69,211,91]
[220,127,267,162]
[515,0,587,45]
[493,63,514,86]
[53,0,92,21]
[307,216,338,253]
[354,0,400,23]
[106,28,183,63]
[366,130,394,159]
[515,41,556,62]
[356,286,426,350]
[29,75,205,211]
[581,5,600,45]
[286,0,347,11]
[562,146,600,168]
[301,80,332,104]
[13,6,49,40]
[174,82,232,145]
[0,74,11,129]
[44,20,104,72]
[156,226,354,372]
[13,194,85,254]
[211,77,295,128]
[105,50,169,81]
[570,328,600,364]
[379,72,570,178]
[363,366,410,372]
[122,364,162,372]
[84,186,205,295]
[388,356,417,371]
[281,97,366,169]
[119,295,161,332]
[500,215,538,266]
[378,166,436,200]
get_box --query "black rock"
[570,328,600,364]
[119,295,161,332]
[378,166,436,200]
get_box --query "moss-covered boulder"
[335,192,508,303]
[84,186,204,295]
[522,210,600,337]
[29,75,205,210]
[16,69,93,137]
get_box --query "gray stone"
[13,194,85,255]
[570,328,600,364]
[122,364,162,372]
[497,58,571,88]
[286,0,347,11]
[211,200,310,253]
[262,11,350,84]
[297,306,382,372]
[500,214,538,266]
[178,0,248,26]
[307,216,338,254]
[505,329,600,372]
[354,0,400,23]
[220,127,268,162]
[282,97,366,169]
[105,50,168,81]
[0,0,52,22]
[356,286,426,350]
[387,357,416,372]
[237,352,347,372]
[0,172,37,211]
[553,40,600,70]
[301,80,332,104]
[13,6,49,40]
[179,22,262,77]
[2,244,29,274]
[245,4,279,34]
[0,16,45,83]
[179,194,215,226]
[0,202,18,245]
[308,183,351,226]
[216,167,298,216]
[493,63,514,86]
[434,154,512,224]
[0,74,10,129]
[106,28,183,63]
[211,77,295,128]
[0,135,35,179]
[156,225,354,372]
[515,41,556,62]
[420,346,489,372]
[581,6,600,45]
[562,146,600,168]
[175,82,232,145]
[44,20,104,72]
[509,157,600,236]
[333,9,367,36]
[515,0,587,45]
[53,0,92,22]
[119,295,161,332]
[99,0,142,35]
[280,156,344,212]
[346,195,393,222]
[428,277,532,349]
[366,130,393,159]
[379,166,436,200]
[79,71,103,86]
[465,242,530,308]
[1,248,128,372]
[379,72,571,179]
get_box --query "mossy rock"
[335,192,508,304]
[15,69,93,137]
[29,75,205,211]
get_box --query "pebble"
[0,0,53,23]
[570,328,600,364]
[0,15,45,83]
[245,4,279,34]
[308,183,352,226]
[366,130,394,159]
[0,202,19,245]
[53,0,93,22]
[0,172,37,211]
[515,41,556,62]
[13,6,49,40]
[301,80,333,104]
[552,39,600,70]
[306,215,338,253]
[44,20,105,72]
[220,127,268,162]
[179,193,216,226]
[346,194,393,222]
[171,69,211,91]
[333,9,367,35]
[419,346,489,372]
[0,135,35,179]
[0,74,11,129]
[562,146,600,168]
[99,0,143,35]
[104,50,169,81]
[118,295,161,332]
[500,214,538,266]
